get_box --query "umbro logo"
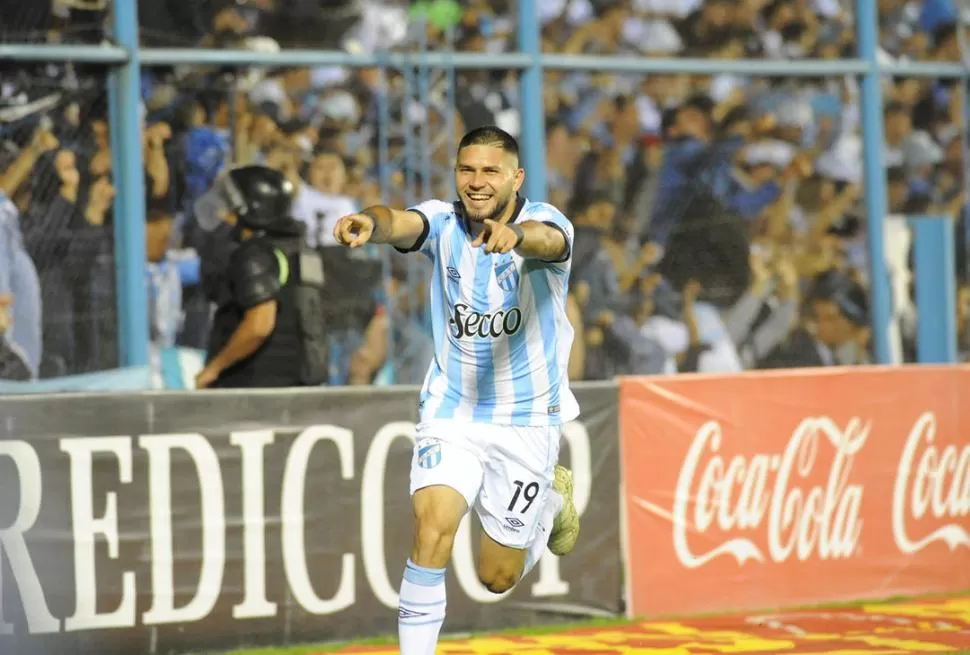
[447,266,461,280]
[505,516,526,529]
[399,607,430,619]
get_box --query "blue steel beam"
[140,48,533,69]
[138,48,872,76]
[3,43,965,79]
[376,65,397,383]
[540,54,869,75]
[403,65,418,204]
[911,216,958,363]
[0,43,128,63]
[880,60,968,77]
[856,0,893,365]
[518,0,547,202]
[416,28,434,345]
[0,44,862,76]
[107,0,149,366]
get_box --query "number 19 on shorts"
[507,480,540,513]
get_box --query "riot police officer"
[194,165,327,388]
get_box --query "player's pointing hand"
[333,213,374,248]
[471,219,523,255]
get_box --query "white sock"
[398,559,447,655]
[521,489,564,579]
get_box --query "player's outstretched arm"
[333,205,427,250]
[473,219,570,261]
[514,221,569,262]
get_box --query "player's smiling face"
[455,144,524,222]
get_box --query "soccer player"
[333,126,581,655]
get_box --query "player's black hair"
[457,126,520,163]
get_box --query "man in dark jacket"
[195,165,327,388]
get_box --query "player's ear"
[513,167,525,192]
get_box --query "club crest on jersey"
[417,440,442,469]
[494,260,519,293]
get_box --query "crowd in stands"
[0,0,968,384]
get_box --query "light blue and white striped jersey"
[397,197,580,427]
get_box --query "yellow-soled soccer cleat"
[548,465,580,556]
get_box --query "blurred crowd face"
[888,176,909,211]
[454,144,523,222]
[702,0,733,30]
[642,75,689,108]
[264,146,300,182]
[878,0,903,14]
[674,105,711,142]
[942,137,962,176]
[893,78,923,106]
[813,298,855,348]
[745,161,780,187]
[309,153,347,195]
[546,124,572,162]
[146,211,174,263]
[584,199,616,234]
[92,120,109,150]
[612,101,640,141]
[884,107,911,144]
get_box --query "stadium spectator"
[0,130,51,378]
[146,198,202,349]
[762,269,872,368]
[723,249,800,368]
[585,272,670,377]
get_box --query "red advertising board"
[620,367,970,617]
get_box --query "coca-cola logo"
[636,417,868,568]
[449,303,522,339]
[891,411,970,554]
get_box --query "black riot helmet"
[223,165,295,231]
[195,165,295,234]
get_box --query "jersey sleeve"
[228,240,283,309]
[394,199,453,259]
[521,203,574,269]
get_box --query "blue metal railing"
[7,43,968,77]
[106,0,149,368]
[3,0,965,368]
[855,0,891,364]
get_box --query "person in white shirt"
[306,150,357,245]
[264,145,357,248]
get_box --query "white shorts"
[410,420,561,549]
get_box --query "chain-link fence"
[1,0,968,386]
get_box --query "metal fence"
[0,0,967,382]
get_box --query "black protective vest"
[207,232,327,388]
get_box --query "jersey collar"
[507,194,527,224]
